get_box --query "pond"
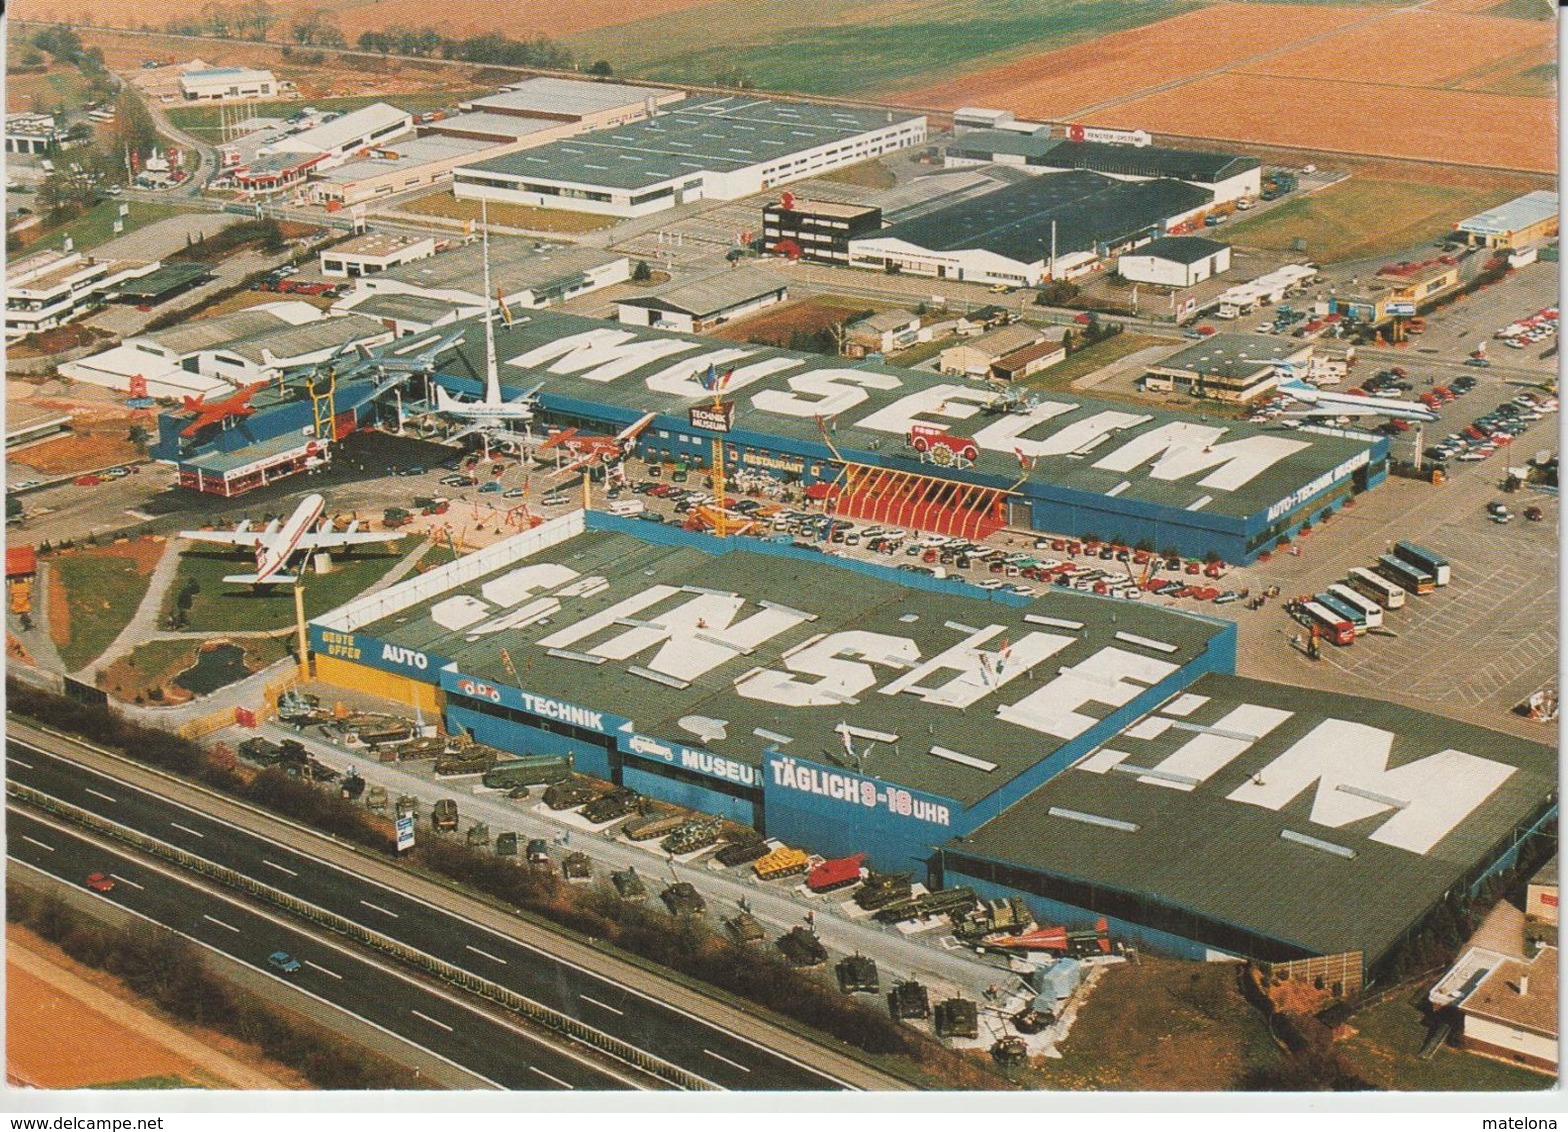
[173,642,250,696]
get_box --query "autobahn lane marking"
[579,995,623,1016]
[201,914,240,933]
[21,836,54,852]
[465,944,506,965]
[9,757,34,769]
[169,822,204,838]
[411,1010,453,1032]
[703,1049,751,1074]
[109,873,144,890]
[360,900,399,918]
[86,788,117,804]
[262,859,298,877]
[306,960,342,980]
[528,1066,574,1090]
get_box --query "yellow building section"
[313,655,443,714]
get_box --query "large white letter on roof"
[572,592,810,682]
[1225,719,1516,855]
[1094,422,1311,491]
[972,401,1076,455]
[1026,410,1152,457]
[856,384,990,436]
[507,328,701,384]
[644,351,803,398]
[997,647,1178,739]
[879,628,1072,709]
[735,631,918,708]
[751,368,901,419]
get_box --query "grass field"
[566,0,1183,97]
[5,64,95,115]
[166,90,489,136]
[50,554,153,672]
[31,200,190,255]
[1021,332,1168,392]
[161,544,408,634]
[395,190,616,234]
[100,636,290,703]
[1224,177,1520,263]
[815,159,897,191]
[712,295,882,348]
[1337,990,1547,1090]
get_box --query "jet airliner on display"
[1277,378,1439,423]
[179,493,402,584]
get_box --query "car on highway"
[267,950,303,974]
[84,872,115,893]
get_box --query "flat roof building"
[615,267,788,333]
[1117,236,1232,289]
[1455,190,1559,249]
[350,238,630,311]
[261,103,413,169]
[319,232,437,279]
[464,78,683,128]
[454,95,925,218]
[179,66,279,102]
[5,250,160,341]
[849,170,1213,287]
[762,197,883,265]
[1141,333,1310,402]
[310,135,503,206]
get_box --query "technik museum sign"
[500,323,1349,499]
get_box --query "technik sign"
[623,730,759,788]
[504,325,1330,497]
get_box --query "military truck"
[482,753,572,790]
[465,821,490,848]
[495,831,518,856]
[715,837,770,867]
[752,845,810,881]
[873,886,978,925]
[431,798,459,832]
[887,979,931,1021]
[836,954,880,995]
[661,882,706,918]
[776,926,828,968]
[660,817,723,856]
[933,998,980,1039]
[562,851,593,884]
[853,872,912,911]
[724,913,765,946]
[610,867,648,902]
[580,786,639,825]
[624,810,688,841]
[543,777,603,811]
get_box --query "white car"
[975,578,1006,590]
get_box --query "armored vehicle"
[365,784,388,813]
[339,770,365,800]
[465,822,490,848]
[660,882,706,918]
[873,886,978,925]
[543,777,603,810]
[715,837,769,867]
[933,998,980,1039]
[853,872,912,911]
[495,831,518,856]
[562,851,593,883]
[776,927,828,968]
[238,737,283,765]
[887,979,931,1021]
[624,810,687,841]
[431,798,459,832]
[990,1037,1028,1068]
[580,786,639,824]
[434,744,496,777]
[724,913,766,946]
[836,954,880,995]
[610,867,648,902]
[661,817,723,856]
[481,753,572,790]
[953,896,1033,943]
[752,846,810,881]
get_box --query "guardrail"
[7,780,717,1091]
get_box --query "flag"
[496,287,513,327]
[698,362,718,391]
[716,367,734,392]
[1014,446,1035,472]
[996,637,1012,678]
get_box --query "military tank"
[610,867,648,902]
[836,954,880,995]
[660,817,723,856]
[853,871,913,911]
[714,837,770,867]
[933,998,979,1039]
[544,777,604,810]
[562,851,593,883]
[623,810,688,841]
[887,979,931,1021]
[660,882,707,918]
[990,1037,1028,1068]
[580,786,639,825]
[724,913,766,946]
[776,927,828,968]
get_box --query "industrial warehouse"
[303,514,1557,981]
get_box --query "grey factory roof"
[324,522,1228,806]
[215,313,387,365]
[316,134,494,183]
[1151,334,1307,378]
[428,307,1379,523]
[476,77,671,119]
[1126,236,1230,265]
[267,102,410,155]
[422,112,560,144]
[949,674,1560,964]
[460,94,922,191]
[948,131,1259,184]
[348,293,468,325]
[143,308,298,357]
[380,239,624,297]
[618,266,787,318]
[1457,190,1558,237]
[863,170,1213,264]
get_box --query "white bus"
[1347,566,1406,610]
[1326,584,1384,631]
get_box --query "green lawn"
[102,635,292,703]
[161,543,410,633]
[1338,992,1549,1091]
[815,159,897,191]
[167,90,490,137]
[396,190,615,234]
[1020,332,1168,392]
[1225,178,1520,264]
[567,0,1189,97]
[50,554,152,672]
[36,200,190,254]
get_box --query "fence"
[8,781,717,1091]
[1256,950,1364,999]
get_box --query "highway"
[5,735,855,1092]
[5,806,632,1091]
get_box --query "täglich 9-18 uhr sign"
[689,401,736,433]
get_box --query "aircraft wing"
[180,529,269,547]
[1280,404,1386,419]
[548,454,596,479]
[294,530,404,550]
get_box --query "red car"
[1184,561,1202,575]
[74,474,104,487]
[85,872,115,893]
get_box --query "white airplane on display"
[179,493,401,585]
[1276,378,1439,423]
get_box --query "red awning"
[6,546,37,578]
[803,481,840,501]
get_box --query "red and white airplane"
[180,493,401,585]
[536,412,657,478]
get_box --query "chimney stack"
[1518,974,1530,997]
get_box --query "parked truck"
[480,753,572,790]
